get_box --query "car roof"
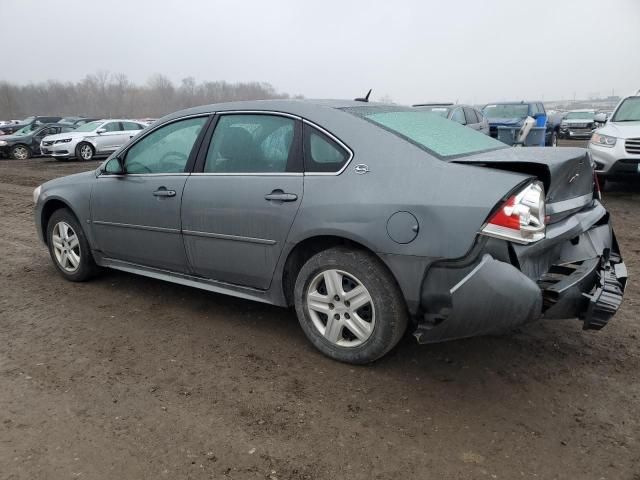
[156,99,400,126]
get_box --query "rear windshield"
[344,106,506,158]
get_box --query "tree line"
[0,72,300,120]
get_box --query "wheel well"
[40,199,72,244]
[282,235,384,306]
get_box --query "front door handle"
[264,190,298,202]
[153,187,176,197]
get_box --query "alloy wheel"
[52,221,81,272]
[80,144,93,160]
[306,269,375,347]
[13,146,29,160]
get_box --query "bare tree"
[0,72,296,120]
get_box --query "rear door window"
[203,114,297,173]
[122,122,144,131]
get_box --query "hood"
[0,132,32,142]
[596,121,640,139]
[486,117,524,127]
[42,131,91,142]
[0,123,26,133]
[43,170,96,191]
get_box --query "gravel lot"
[1,143,639,479]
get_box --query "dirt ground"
[1,143,639,480]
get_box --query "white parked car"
[589,90,640,184]
[41,119,147,161]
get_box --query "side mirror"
[101,156,125,175]
[96,128,106,135]
[594,113,607,123]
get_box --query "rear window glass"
[344,107,505,158]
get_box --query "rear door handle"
[153,187,176,197]
[264,190,298,202]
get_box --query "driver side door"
[91,115,210,272]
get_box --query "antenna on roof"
[355,89,372,102]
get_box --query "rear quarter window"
[303,124,350,173]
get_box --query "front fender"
[35,171,96,246]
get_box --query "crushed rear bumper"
[415,201,627,343]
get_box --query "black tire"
[294,247,408,364]
[548,130,558,147]
[76,142,95,161]
[10,144,31,160]
[46,208,99,282]
[597,176,607,192]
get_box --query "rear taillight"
[481,181,546,244]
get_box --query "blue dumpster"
[497,126,546,147]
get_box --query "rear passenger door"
[181,113,303,289]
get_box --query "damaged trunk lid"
[453,146,596,222]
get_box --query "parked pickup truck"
[481,101,561,147]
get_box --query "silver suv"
[589,90,640,182]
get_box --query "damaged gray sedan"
[33,100,627,364]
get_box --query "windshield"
[345,106,506,158]
[14,124,38,135]
[612,97,640,122]
[419,107,451,118]
[482,104,529,119]
[74,120,103,132]
[565,111,595,120]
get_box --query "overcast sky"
[1,0,639,104]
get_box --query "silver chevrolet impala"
[33,100,627,364]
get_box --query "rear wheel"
[46,208,98,282]
[549,130,558,147]
[76,142,95,161]
[10,144,31,160]
[294,247,408,364]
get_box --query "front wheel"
[549,131,558,147]
[76,142,95,161]
[46,208,98,282]
[294,247,408,364]
[10,144,31,160]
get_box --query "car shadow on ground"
[85,264,626,384]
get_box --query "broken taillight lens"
[481,181,546,244]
